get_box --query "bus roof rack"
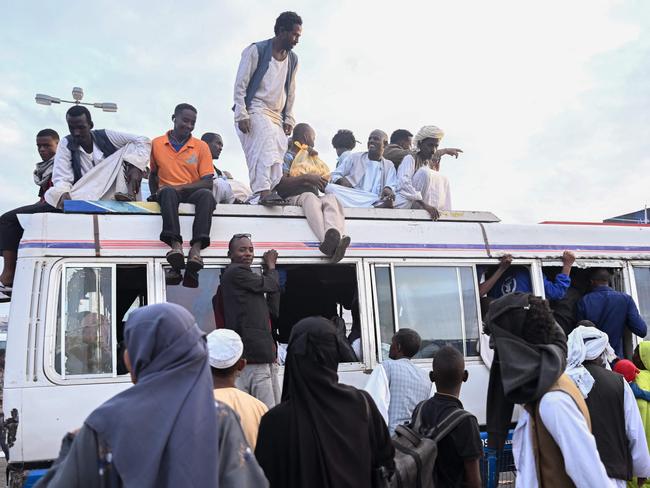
[63,201,501,223]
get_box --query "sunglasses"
[232,233,252,239]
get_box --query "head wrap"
[613,359,639,383]
[86,303,219,488]
[207,329,244,369]
[413,125,444,148]
[640,341,650,370]
[485,293,567,452]
[565,325,616,398]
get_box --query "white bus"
[2,202,650,484]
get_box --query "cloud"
[0,0,647,225]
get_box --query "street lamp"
[35,87,118,112]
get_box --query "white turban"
[206,329,244,369]
[565,325,617,398]
[413,125,445,148]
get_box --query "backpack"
[388,402,474,488]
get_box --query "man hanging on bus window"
[0,128,60,299]
[326,129,398,208]
[44,105,150,208]
[221,234,281,409]
[278,123,350,262]
[478,251,576,301]
[394,125,462,220]
[233,11,302,205]
[577,267,648,357]
[149,104,216,287]
[201,132,252,204]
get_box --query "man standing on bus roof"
[478,251,576,301]
[221,234,281,408]
[577,267,647,357]
[326,129,398,208]
[149,104,216,287]
[233,11,301,205]
[0,129,60,299]
[44,105,150,208]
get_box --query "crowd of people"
[1,9,649,488]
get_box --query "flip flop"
[259,192,290,206]
[182,269,200,289]
[319,228,341,257]
[331,235,351,264]
[165,268,183,286]
[166,249,185,270]
[186,253,204,273]
[114,192,136,202]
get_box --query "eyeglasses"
[232,233,252,239]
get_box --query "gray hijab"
[85,303,220,488]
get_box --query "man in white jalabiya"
[565,325,650,487]
[394,125,462,220]
[326,129,397,208]
[45,105,150,208]
[233,11,302,205]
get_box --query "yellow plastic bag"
[288,142,331,179]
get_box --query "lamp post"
[35,87,117,112]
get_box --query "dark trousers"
[158,187,216,249]
[0,201,58,252]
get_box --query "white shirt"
[233,44,297,126]
[513,390,615,488]
[330,154,397,194]
[396,154,423,201]
[51,130,150,194]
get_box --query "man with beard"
[233,11,302,205]
[326,129,397,208]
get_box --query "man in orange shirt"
[150,103,216,285]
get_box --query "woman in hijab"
[36,303,268,488]
[255,316,394,488]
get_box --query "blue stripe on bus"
[19,242,96,249]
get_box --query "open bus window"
[633,267,650,339]
[55,264,147,377]
[374,265,480,359]
[275,264,360,362]
[165,267,223,333]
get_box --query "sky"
[1,0,649,225]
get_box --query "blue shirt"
[480,266,570,301]
[630,381,650,402]
[576,285,648,357]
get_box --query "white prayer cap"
[206,329,244,369]
[413,125,445,147]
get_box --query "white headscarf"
[413,125,445,148]
[565,325,617,398]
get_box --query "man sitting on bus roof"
[478,251,576,301]
[278,123,349,262]
[0,129,60,299]
[331,129,358,168]
[201,132,252,204]
[394,125,462,220]
[326,129,397,208]
[149,104,216,287]
[44,105,150,208]
[383,129,412,168]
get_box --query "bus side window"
[55,264,147,377]
[633,266,650,339]
[166,267,222,332]
[374,265,480,360]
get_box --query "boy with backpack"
[414,345,482,488]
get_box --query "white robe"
[234,44,298,195]
[394,154,452,210]
[45,130,150,207]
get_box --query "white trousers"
[288,192,346,241]
[395,167,452,210]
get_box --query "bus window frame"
[44,258,155,386]
[158,257,370,372]
[626,260,650,345]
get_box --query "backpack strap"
[428,409,474,443]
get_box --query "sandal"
[0,282,11,302]
[186,253,204,273]
[331,235,351,264]
[183,269,200,289]
[259,191,290,206]
[165,268,183,286]
[166,249,185,270]
[319,229,341,257]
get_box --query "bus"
[2,201,650,485]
